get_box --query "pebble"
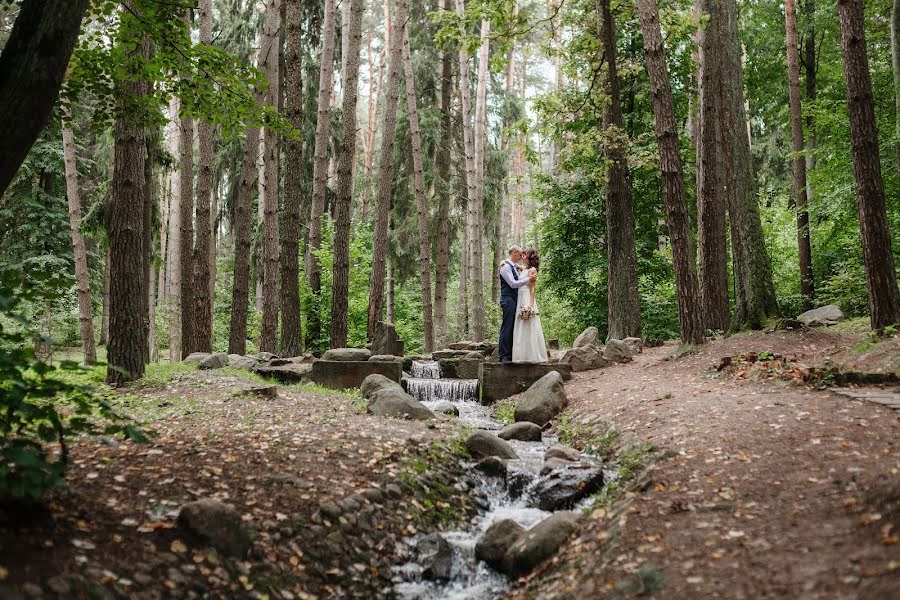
[319,503,342,520]
[385,484,403,498]
[361,488,384,504]
[22,583,43,598]
[46,577,70,596]
[133,573,154,586]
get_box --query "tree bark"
[804,0,817,208]
[785,0,815,310]
[456,100,470,338]
[636,0,705,346]
[259,0,282,353]
[696,0,730,331]
[718,0,778,329]
[837,0,900,330]
[330,0,364,348]
[455,0,476,337]
[62,109,97,365]
[306,0,338,350]
[107,29,150,385]
[433,10,453,347]
[144,135,158,363]
[597,0,641,341]
[401,24,435,352]
[191,0,214,353]
[101,246,110,346]
[178,112,195,356]
[166,96,182,361]
[280,0,304,357]
[367,0,407,340]
[892,0,900,173]
[470,19,489,342]
[0,0,89,197]
[228,128,259,355]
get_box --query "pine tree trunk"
[228,128,259,356]
[107,29,150,385]
[101,247,110,346]
[433,20,453,346]
[367,0,407,340]
[636,0,705,346]
[784,0,815,310]
[191,0,214,353]
[330,0,364,348]
[61,110,97,365]
[718,0,778,329]
[362,45,386,221]
[455,0,476,338]
[166,97,182,361]
[696,0,730,331]
[259,0,282,353]
[280,0,304,357]
[143,133,156,364]
[306,0,337,350]
[401,24,434,352]
[837,0,900,330]
[456,107,470,338]
[804,0,816,206]
[178,111,194,356]
[470,19,489,342]
[597,0,641,341]
[892,0,900,173]
[157,159,169,307]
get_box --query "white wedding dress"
[512,279,549,363]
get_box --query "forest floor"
[512,321,900,599]
[1,322,898,599]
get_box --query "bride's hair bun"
[526,248,540,272]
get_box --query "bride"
[512,248,549,363]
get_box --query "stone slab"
[481,363,573,404]
[437,358,483,380]
[255,363,313,383]
[309,360,402,391]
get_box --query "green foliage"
[0,273,145,503]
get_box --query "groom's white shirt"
[500,260,529,290]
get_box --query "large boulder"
[603,339,634,363]
[177,499,251,558]
[465,431,519,460]
[474,456,508,478]
[559,345,610,372]
[475,519,525,570]
[481,363,572,403]
[321,348,372,361]
[544,445,582,462]
[417,533,453,581]
[501,512,580,577]
[254,363,313,383]
[531,462,604,511]
[367,388,435,420]
[798,304,844,327]
[371,321,405,357]
[183,352,211,364]
[622,337,643,354]
[514,372,568,427]
[361,373,401,399]
[198,353,230,370]
[432,401,459,417]
[498,422,542,442]
[573,327,599,348]
[230,356,260,370]
[310,360,401,390]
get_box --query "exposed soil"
[510,328,900,599]
[0,370,476,599]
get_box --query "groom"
[498,245,535,363]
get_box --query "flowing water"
[393,360,593,600]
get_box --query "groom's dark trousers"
[498,260,519,362]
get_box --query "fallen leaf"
[170,540,188,554]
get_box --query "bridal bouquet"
[518,306,537,321]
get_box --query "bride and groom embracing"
[498,245,549,364]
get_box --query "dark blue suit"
[498,261,520,363]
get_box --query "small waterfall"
[407,378,480,403]
[410,360,442,379]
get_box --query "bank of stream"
[391,361,615,599]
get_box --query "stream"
[392,361,603,599]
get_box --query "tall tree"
[192,0,214,353]
[0,0,89,196]
[228,128,260,356]
[695,0,729,331]
[166,96,183,362]
[893,0,900,173]
[280,0,304,357]
[330,0,364,348]
[306,0,338,350]
[107,24,150,385]
[61,109,97,365]
[596,0,640,340]
[433,0,453,345]
[719,0,778,328]
[367,0,408,339]
[259,0,282,353]
[470,18,490,341]
[785,0,814,310]
[178,108,195,356]
[636,0,704,345]
[837,0,900,330]
[455,0,476,338]
[402,23,434,352]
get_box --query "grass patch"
[494,398,516,425]
[556,411,620,460]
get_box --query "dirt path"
[512,330,900,599]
